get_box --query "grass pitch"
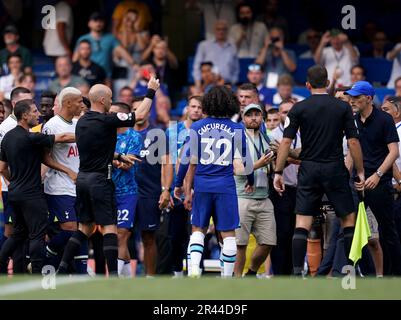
[0,275,400,300]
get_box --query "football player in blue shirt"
[110,102,142,277]
[166,95,203,277]
[179,86,254,278]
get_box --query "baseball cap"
[344,81,375,97]
[89,12,106,21]
[243,103,263,115]
[3,25,18,35]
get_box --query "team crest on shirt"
[284,116,290,129]
[120,142,126,149]
[117,112,128,121]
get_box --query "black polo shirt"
[355,106,399,182]
[283,94,358,162]
[0,125,55,201]
[76,111,136,173]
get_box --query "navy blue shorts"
[46,194,77,223]
[135,197,161,231]
[116,194,138,229]
[2,191,13,224]
[191,192,240,232]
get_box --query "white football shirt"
[43,115,79,196]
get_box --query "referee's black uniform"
[0,126,55,274]
[57,110,137,274]
[283,92,359,274]
[75,111,136,225]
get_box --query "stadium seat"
[360,58,393,85]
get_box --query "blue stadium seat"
[360,58,392,85]
[293,58,315,84]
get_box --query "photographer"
[229,3,268,58]
[255,27,296,88]
[314,29,359,87]
[234,103,276,277]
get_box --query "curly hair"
[202,85,239,118]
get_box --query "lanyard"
[333,48,345,64]
[279,124,298,149]
[396,123,401,130]
[245,131,265,159]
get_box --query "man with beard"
[229,3,268,58]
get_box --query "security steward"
[273,65,365,276]
[58,77,160,275]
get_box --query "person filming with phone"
[233,103,277,277]
[314,29,359,87]
[256,27,296,88]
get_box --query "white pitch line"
[0,276,96,297]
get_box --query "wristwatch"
[162,186,172,193]
[274,170,284,175]
[376,169,383,178]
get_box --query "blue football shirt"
[184,117,249,194]
[112,128,142,196]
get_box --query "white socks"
[222,237,237,277]
[118,259,132,277]
[189,231,205,276]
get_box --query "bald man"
[58,77,160,275]
[43,87,86,272]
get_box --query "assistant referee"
[273,65,365,276]
[58,77,160,275]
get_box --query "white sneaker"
[189,266,201,278]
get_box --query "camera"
[269,37,280,49]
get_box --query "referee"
[273,65,365,276]
[58,77,160,275]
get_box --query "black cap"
[89,12,105,21]
[3,25,18,35]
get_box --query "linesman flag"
[349,189,371,265]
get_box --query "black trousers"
[168,203,190,273]
[0,197,48,274]
[270,185,297,275]
[365,182,401,275]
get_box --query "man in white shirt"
[269,99,301,274]
[43,87,84,272]
[314,29,359,87]
[43,1,74,57]
[386,43,401,89]
[0,87,32,272]
[381,96,401,244]
[229,3,268,58]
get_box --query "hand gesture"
[321,31,331,45]
[147,75,160,91]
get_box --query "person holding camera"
[229,3,268,58]
[234,103,276,277]
[314,29,359,87]
[255,27,296,88]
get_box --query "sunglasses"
[248,64,261,72]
